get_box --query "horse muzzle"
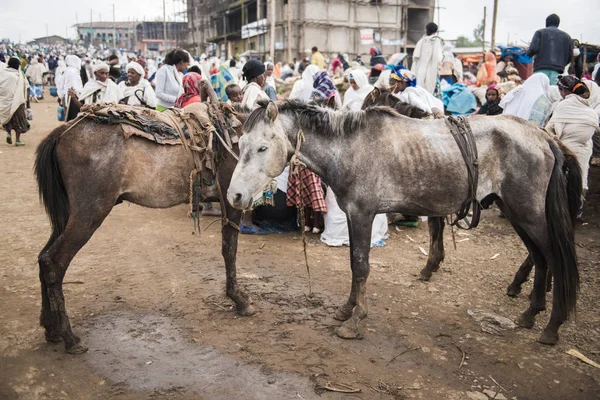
[227,189,252,210]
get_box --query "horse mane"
[245,99,400,137]
[362,87,431,119]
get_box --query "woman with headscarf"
[342,70,373,111]
[499,73,553,128]
[174,72,202,108]
[546,75,598,200]
[583,79,600,119]
[389,66,444,116]
[289,64,320,102]
[477,51,501,87]
[240,60,270,110]
[57,55,84,121]
[118,61,157,108]
[1,57,29,146]
[71,63,120,108]
[311,70,342,108]
[155,49,190,111]
[477,84,504,116]
[369,46,387,84]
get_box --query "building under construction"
[187,0,435,61]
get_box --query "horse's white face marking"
[227,112,288,210]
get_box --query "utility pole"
[90,9,93,47]
[113,4,116,49]
[46,24,49,38]
[482,6,486,52]
[491,0,498,51]
[287,0,292,62]
[163,0,167,53]
[270,0,275,61]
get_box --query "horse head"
[227,101,289,210]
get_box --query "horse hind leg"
[419,217,445,281]
[506,254,534,297]
[40,203,114,354]
[336,211,373,339]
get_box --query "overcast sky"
[2,0,599,47]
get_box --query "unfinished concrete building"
[187,0,434,61]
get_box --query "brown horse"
[34,103,252,354]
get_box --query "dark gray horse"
[227,100,582,345]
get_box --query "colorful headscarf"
[487,83,503,97]
[390,66,417,87]
[311,71,337,100]
[175,72,202,108]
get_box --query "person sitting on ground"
[118,61,157,108]
[477,84,504,116]
[342,70,373,111]
[70,63,120,109]
[545,75,598,217]
[225,84,243,105]
[1,57,29,146]
[389,66,444,117]
[240,60,270,110]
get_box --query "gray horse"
[227,100,581,345]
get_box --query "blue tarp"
[498,46,532,64]
[442,84,477,116]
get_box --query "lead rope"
[290,126,312,295]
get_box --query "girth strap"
[445,116,481,229]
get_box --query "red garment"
[286,167,327,213]
[181,95,201,107]
[175,72,202,108]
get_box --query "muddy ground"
[1,96,599,400]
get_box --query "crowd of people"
[1,11,598,243]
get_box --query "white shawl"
[118,79,157,107]
[342,70,373,111]
[500,73,549,120]
[79,78,121,105]
[0,67,27,125]
[583,79,600,118]
[394,85,443,114]
[241,82,269,110]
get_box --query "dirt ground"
[1,96,600,400]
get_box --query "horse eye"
[258,146,268,153]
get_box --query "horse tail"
[35,126,70,242]
[546,140,580,320]
[557,142,583,222]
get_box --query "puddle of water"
[82,312,320,399]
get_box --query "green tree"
[455,36,473,47]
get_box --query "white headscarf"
[343,70,373,111]
[500,73,550,120]
[583,79,600,118]
[126,62,144,77]
[79,68,120,105]
[65,54,81,71]
[290,64,321,102]
[92,62,109,74]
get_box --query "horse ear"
[266,101,279,123]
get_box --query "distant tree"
[473,19,484,43]
[456,36,473,48]
[455,21,485,48]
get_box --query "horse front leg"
[336,211,374,339]
[221,205,255,316]
[419,217,445,281]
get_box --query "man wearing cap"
[527,13,573,85]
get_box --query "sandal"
[6,133,12,145]
[15,142,25,147]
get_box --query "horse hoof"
[419,271,432,281]
[237,304,257,316]
[506,284,521,297]
[333,307,353,322]
[44,332,62,343]
[515,315,535,329]
[66,343,88,355]
[538,331,559,346]
[336,324,363,340]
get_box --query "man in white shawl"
[411,22,442,94]
[289,64,320,102]
[54,58,66,89]
[1,57,29,146]
[499,73,553,128]
[342,70,373,111]
[118,61,157,108]
[71,62,120,108]
[389,67,444,116]
[546,75,599,196]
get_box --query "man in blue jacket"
[527,13,573,85]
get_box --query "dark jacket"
[527,26,573,72]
